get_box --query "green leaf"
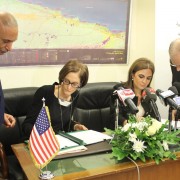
[108,115,180,165]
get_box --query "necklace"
[58,85,72,132]
[57,85,71,102]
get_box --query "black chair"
[73,82,117,132]
[0,87,38,179]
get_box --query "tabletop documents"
[55,130,112,155]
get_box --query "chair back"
[73,82,117,132]
[0,87,38,155]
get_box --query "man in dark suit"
[168,38,180,121]
[0,12,18,127]
[169,38,180,85]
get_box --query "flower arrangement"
[107,115,180,164]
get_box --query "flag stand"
[39,166,54,180]
[29,97,60,179]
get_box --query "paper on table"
[55,134,87,155]
[55,134,79,149]
[68,130,112,145]
[57,145,87,155]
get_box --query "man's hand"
[4,113,16,128]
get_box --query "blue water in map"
[19,0,129,31]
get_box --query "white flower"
[135,121,148,131]
[129,132,137,142]
[146,119,162,136]
[162,141,169,151]
[132,139,147,153]
[122,123,131,132]
[152,119,162,131]
[146,125,157,136]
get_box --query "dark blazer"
[22,82,79,138]
[110,83,157,129]
[171,65,180,85]
[0,81,4,125]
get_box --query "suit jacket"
[0,81,4,125]
[171,64,180,85]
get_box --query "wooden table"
[12,143,180,180]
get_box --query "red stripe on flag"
[40,130,52,158]
[34,128,49,162]
[45,128,59,152]
[31,127,48,163]
[30,129,44,164]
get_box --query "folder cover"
[54,141,112,160]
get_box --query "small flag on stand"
[29,105,60,169]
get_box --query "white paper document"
[57,145,87,155]
[55,134,79,149]
[55,134,87,155]
[68,130,112,145]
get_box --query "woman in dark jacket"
[110,57,157,129]
[22,60,89,138]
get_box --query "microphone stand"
[174,106,180,131]
[115,99,119,130]
[168,107,173,132]
[150,100,161,121]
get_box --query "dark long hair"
[123,57,155,89]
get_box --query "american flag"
[29,106,60,169]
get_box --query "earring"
[132,78,133,81]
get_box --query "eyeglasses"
[62,79,81,88]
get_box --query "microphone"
[169,85,180,130]
[156,86,180,131]
[173,82,180,95]
[142,88,157,103]
[142,88,161,121]
[113,83,123,90]
[172,82,180,105]
[116,88,139,114]
[168,86,180,105]
[156,87,179,109]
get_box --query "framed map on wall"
[0,0,131,66]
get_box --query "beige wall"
[0,0,155,89]
[155,0,180,118]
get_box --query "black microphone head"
[125,98,139,114]
[156,89,167,106]
[113,83,123,90]
[142,88,157,102]
[172,82,180,95]
[156,89,163,96]
[168,86,178,96]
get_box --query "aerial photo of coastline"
[0,0,130,65]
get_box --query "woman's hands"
[74,124,88,131]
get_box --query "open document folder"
[68,130,112,145]
[55,130,113,155]
[55,135,87,155]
